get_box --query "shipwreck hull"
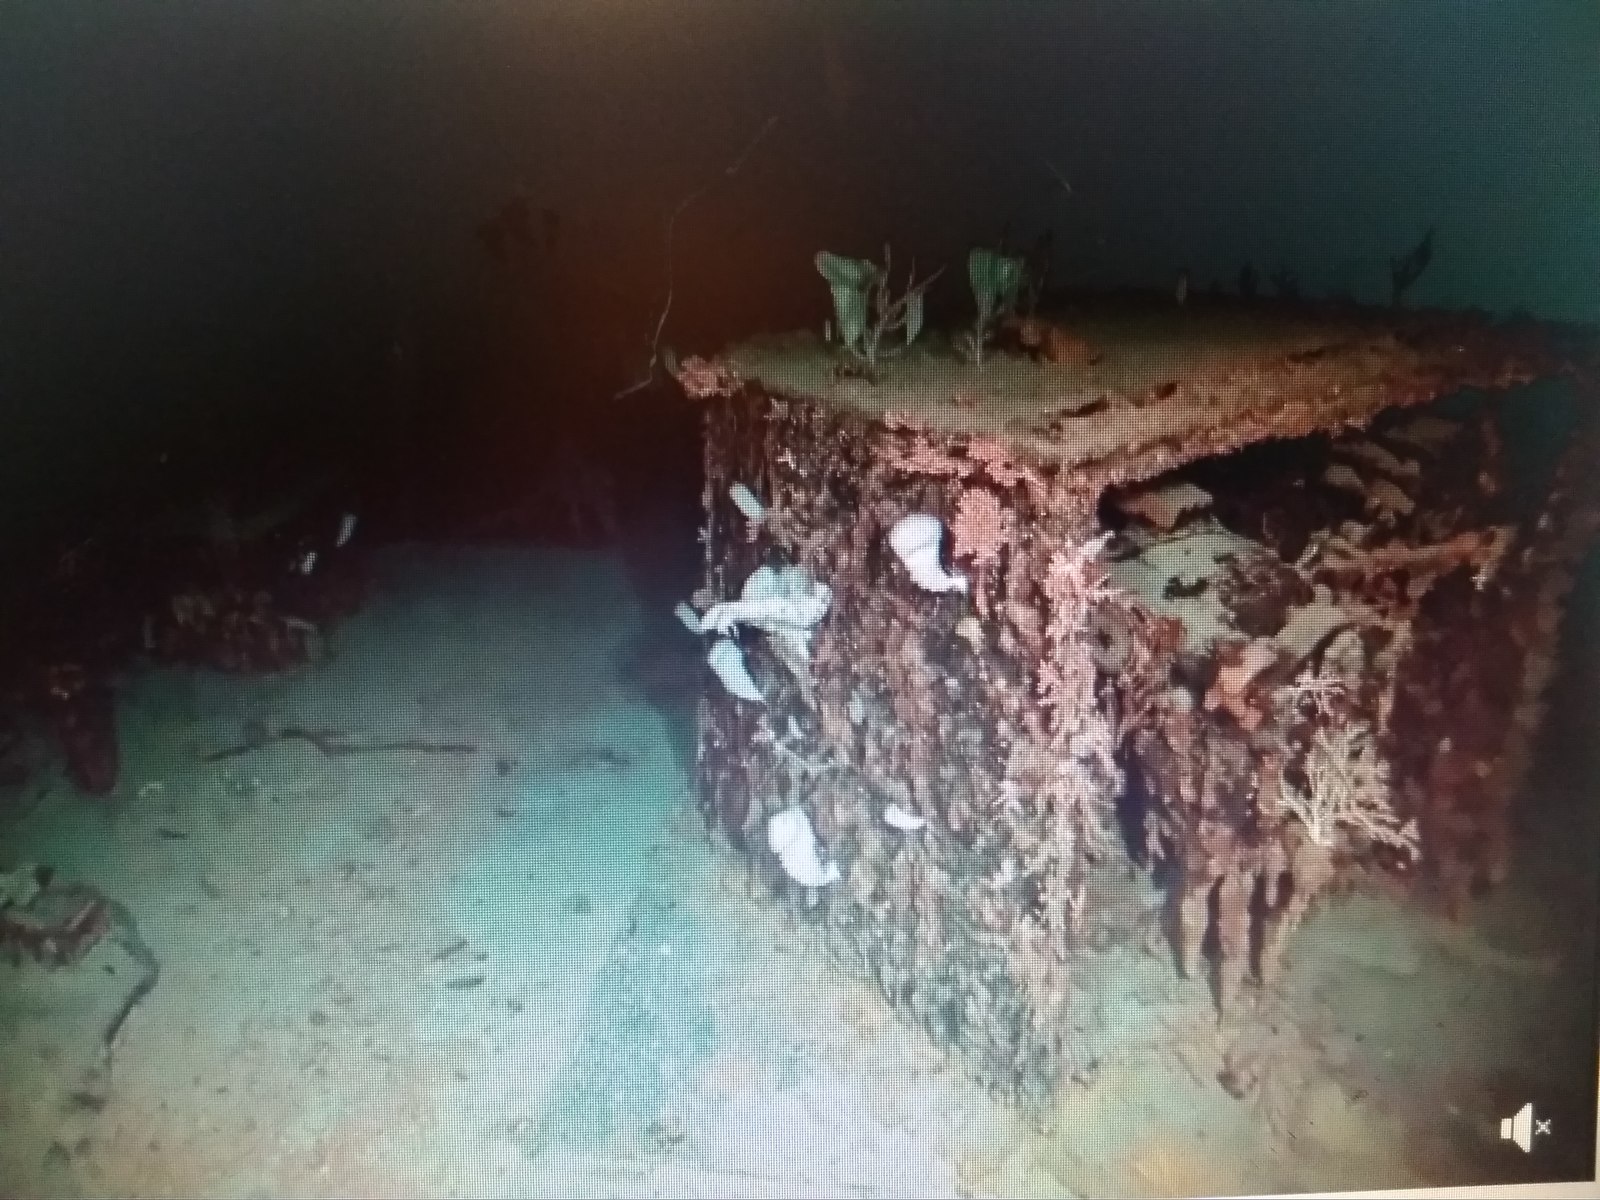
[679,303,1599,1102]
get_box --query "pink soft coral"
[951,486,1013,567]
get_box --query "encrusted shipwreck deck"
[676,302,1599,1104]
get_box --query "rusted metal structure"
[676,299,1599,1104]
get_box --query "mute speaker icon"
[1500,1102,1540,1153]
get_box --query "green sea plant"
[964,248,1026,365]
[815,247,940,368]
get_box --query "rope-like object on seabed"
[198,724,477,762]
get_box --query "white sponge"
[888,513,968,593]
[766,806,841,888]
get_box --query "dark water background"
[2,2,1597,554]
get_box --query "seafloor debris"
[0,863,160,1051]
[998,314,1102,366]
[681,300,1599,1105]
[0,863,108,969]
[198,719,477,762]
[0,488,367,795]
[38,662,119,795]
[145,584,326,673]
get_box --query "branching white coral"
[1279,723,1419,859]
[1044,531,1118,614]
[1275,666,1348,721]
[1025,529,1124,870]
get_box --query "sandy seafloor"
[1,544,1594,1198]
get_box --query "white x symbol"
[1535,1118,1553,1137]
